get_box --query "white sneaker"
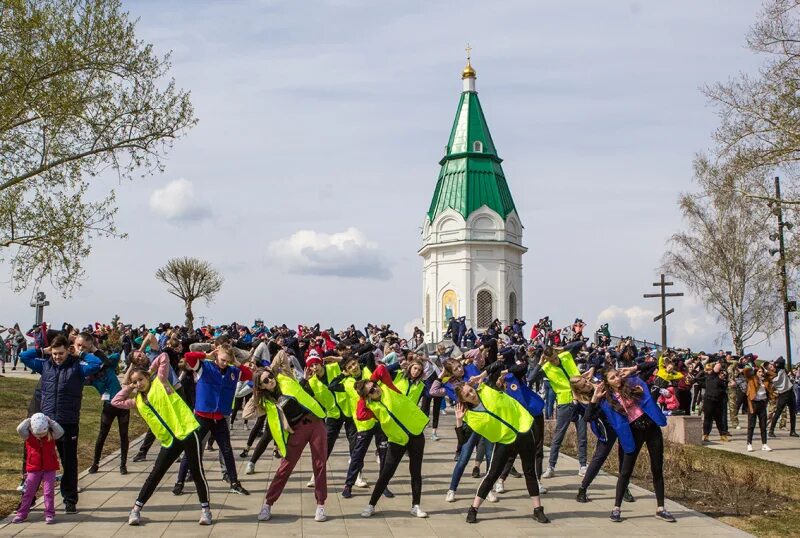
[257,504,272,521]
[410,505,428,518]
[538,481,548,494]
[441,408,449,415]
[762,444,773,452]
[541,467,555,479]
[355,474,368,488]
[747,444,754,452]
[494,479,505,493]
[307,476,315,488]
[736,425,742,430]
[430,432,441,441]
[361,504,375,518]
[245,462,255,475]
[315,505,327,522]
[578,465,587,477]
[199,507,212,525]
[445,490,456,502]
[128,509,141,526]
[486,490,498,503]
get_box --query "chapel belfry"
[419,49,527,342]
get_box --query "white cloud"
[596,305,657,334]
[149,178,209,222]
[268,227,391,280]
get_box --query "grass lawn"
[0,376,147,519]
[545,421,800,538]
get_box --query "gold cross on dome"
[465,43,472,62]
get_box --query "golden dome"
[462,60,476,79]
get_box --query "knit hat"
[308,349,320,358]
[30,413,49,436]
[775,356,786,370]
[306,355,322,368]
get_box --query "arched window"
[425,294,431,333]
[476,290,493,329]
[508,292,517,322]
[473,140,483,152]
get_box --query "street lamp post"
[769,176,794,370]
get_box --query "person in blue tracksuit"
[75,332,130,476]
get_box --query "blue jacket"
[88,352,122,400]
[21,348,102,424]
[598,376,666,454]
[194,360,240,416]
[503,373,545,417]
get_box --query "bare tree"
[155,257,223,330]
[697,0,800,208]
[663,158,782,354]
[0,0,196,294]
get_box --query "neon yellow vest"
[464,384,533,444]
[261,399,288,458]
[308,372,340,419]
[345,367,375,432]
[136,378,199,448]
[393,372,425,405]
[325,362,352,417]
[366,386,429,445]
[543,351,581,405]
[276,374,325,419]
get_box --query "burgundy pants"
[266,415,328,505]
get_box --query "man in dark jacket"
[20,334,102,514]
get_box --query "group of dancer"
[12,322,678,527]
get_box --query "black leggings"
[369,433,424,506]
[703,398,727,435]
[250,425,275,464]
[325,415,357,458]
[93,402,130,465]
[477,430,539,500]
[230,394,251,425]
[500,414,544,480]
[137,430,156,457]
[419,395,442,429]
[769,390,797,433]
[247,415,266,448]
[615,419,664,507]
[581,427,624,490]
[748,400,768,444]
[136,431,209,507]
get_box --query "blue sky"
[2,1,790,355]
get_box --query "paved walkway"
[1,412,752,537]
[704,426,800,468]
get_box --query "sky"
[1,0,792,356]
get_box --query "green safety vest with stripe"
[308,369,341,420]
[366,385,429,445]
[464,384,534,444]
[276,373,326,419]
[542,351,581,405]
[393,372,425,405]
[344,367,375,432]
[136,377,199,448]
[261,398,288,458]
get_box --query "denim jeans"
[544,384,556,420]
[449,431,494,491]
[548,403,587,469]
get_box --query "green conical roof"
[426,83,518,222]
